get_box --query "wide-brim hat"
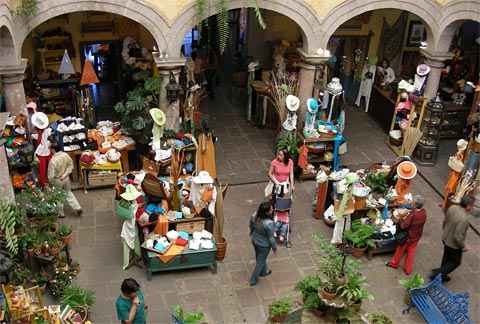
[367,55,378,67]
[286,95,300,112]
[120,184,142,201]
[398,80,414,93]
[192,170,214,184]
[149,108,166,126]
[345,172,359,185]
[397,161,417,180]
[457,139,468,151]
[31,112,49,130]
[306,98,319,114]
[416,64,431,76]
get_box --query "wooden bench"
[403,274,471,324]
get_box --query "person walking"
[47,138,82,218]
[249,201,277,286]
[265,148,295,199]
[386,195,427,275]
[204,49,218,100]
[116,278,148,324]
[430,194,475,282]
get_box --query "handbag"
[447,156,464,173]
[394,213,414,246]
[142,156,160,176]
[117,199,134,220]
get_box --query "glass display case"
[413,94,446,165]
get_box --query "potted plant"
[49,269,76,297]
[29,271,50,293]
[172,304,204,324]
[71,259,80,273]
[277,130,301,168]
[370,311,393,324]
[294,274,321,302]
[57,256,70,272]
[11,264,32,287]
[16,186,67,221]
[336,308,353,324]
[304,292,328,317]
[339,272,374,310]
[343,220,376,258]
[399,274,424,305]
[268,297,293,323]
[47,235,61,255]
[58,224,73,245]
[60,284,95,320]
[365,171,389,195]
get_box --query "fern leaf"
[196,0,209,41]
[217,0,229,55]
[253,0,266,29]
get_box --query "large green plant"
[277,130,301,158]
[366,171,389,194]
[339,272,374,305]
[114,73,162,144]
[343,219,376,249]
[371,311,393,324]
[61,284,95,312]
[268,297,293,319]
[172,304,204,324]
[0,199,20,257]
[399,274,424,290]
[294,274,321,299]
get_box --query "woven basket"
[37,72,50,81]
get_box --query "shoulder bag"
[117,199,134,220]
[394,213,414,246]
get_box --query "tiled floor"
[51,79,479,323]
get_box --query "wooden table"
[67,143,135,183]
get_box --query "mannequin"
[331,173,358,245]
[282,95,299,131]
[120,185,143,270]
[31,112,53,186]
[413,64,430,96]
[304,98,319,134]
[394,161,417,205]
[149,108,170,162]
[355,55,378,112]
[442,139,468,210]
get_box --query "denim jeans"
[249,242,271,285]
[274,221,287,236]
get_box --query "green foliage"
[339,272,374,304]
[173,304,204,323]
[114,76,162,145]
[15,186,67,218]
[253,0,266,29]
[216,0,229,55]
[0,199,19,256]
[294,275,321,298]
[12,265,32,286]
[13,0,39,20]
[277,131,301,158]
[49,269,76,297]
[399,274,424,290]
[304,292,327,311]
[366,171,389,193]
[61,284,96,311]
[336,308,353,324]
[58,224,73,237]
[312,232,343,292]
[371,311,393,324]
[196,0,209,41]
[343,219,376,249]
[268,297,293,319]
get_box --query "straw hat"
[457,139,468,151]
[345,172,359,185]
[397,161,417,180]
[192,171,213,184]
[120,184,142,201]
[149,108,166,126]
[31,112,49,130]
[286,95,300,112]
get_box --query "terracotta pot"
[349,244,367,258]
[312,308,326,318]
[72,264,80,273]
[60,233,72,245]
[322,287,337,300]
[27,247,34,256]
[270,312,287,323]
[404,290,411,305]
[49,246,60,256]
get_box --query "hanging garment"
[197,132,216,179]
[298,145,309,169]
[282,112,298,131]
[355,64,376,112]
[442,151,463,209]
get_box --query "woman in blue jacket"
[249,202,277,286]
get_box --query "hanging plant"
[253,0,266,29]
[216,0,229,54]
[12,0,40,33]
[196,0,209,41]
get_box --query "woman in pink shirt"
[265,148,295,198]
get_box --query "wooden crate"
[87,170,117,186]
[175,219,205,234]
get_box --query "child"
[274,210,289,241]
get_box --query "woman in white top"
[377,58,395,86]
[31,112,53,186]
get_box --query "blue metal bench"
[403,274,471,324]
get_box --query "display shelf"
[297,130,337,182]
[37,78,79,116]
[80,160,122,193]
[440,102,469,138]
[386,92,427,156]
[39,36,70,73]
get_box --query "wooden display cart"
[1,285,50,323]
[297,130,337,182]
[386,92,427,156]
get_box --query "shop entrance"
[79,40,123,121]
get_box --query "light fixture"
[58,50,75,80]
[165,71,181,103]
[316,48,324,55]
[324,50,331,56]
[420,41,428,49]
[80,57,100,85]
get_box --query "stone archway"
[12,0,170,61]
[0,25,17,66]
[169,0,322,56]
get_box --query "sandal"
[385,261,396,268]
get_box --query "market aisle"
[52,84,479,323]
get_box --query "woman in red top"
[386,195,427,275]
[265,148,295,199]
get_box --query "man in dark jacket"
[386,195,427,275]
[430,194,475,282]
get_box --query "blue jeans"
[249,242,271,285]
[274,221,287,236]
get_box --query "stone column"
[420,49,454,101]
[155,57,186,133]
[297,49,331,128]
[0,59,28,203]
